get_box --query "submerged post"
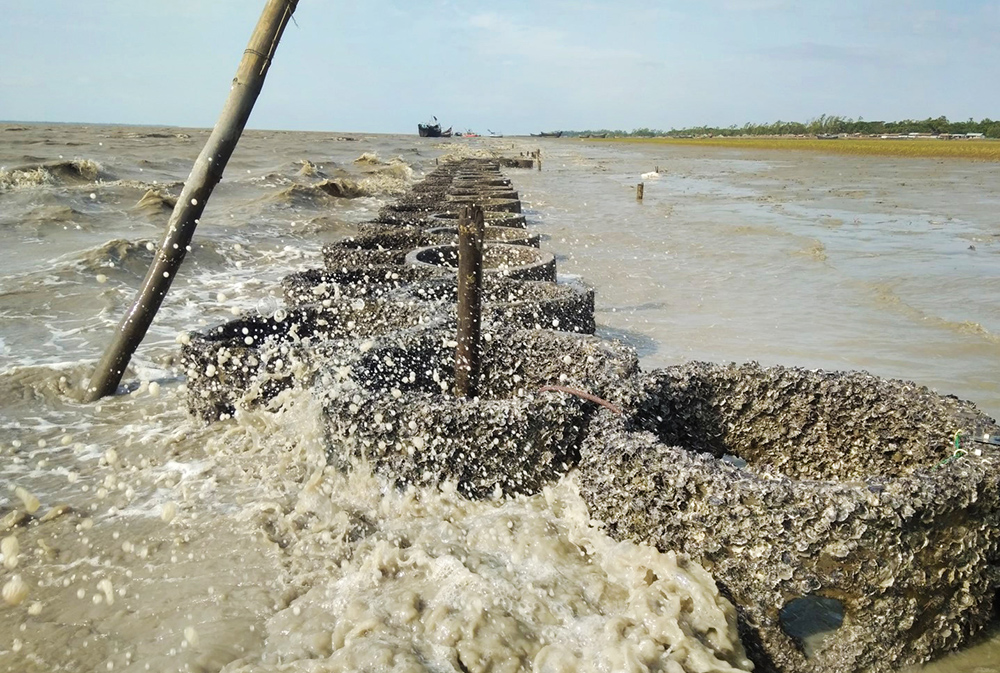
[84,0,298,402]
[636,182,644,201]
[455,205,485,398]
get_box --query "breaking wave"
[264,179,365,206]
[198,394,751,673]
[355,157,415,196]
[133,188,178,216]
[77,238,157,278]
[74,237,229,278]
[354,151,385,165]
[0,361,93,407]
[265,174,416,205]
[296,159,328,178]
[0,159,106,190]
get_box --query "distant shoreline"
[594,136,1000,161]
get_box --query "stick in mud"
[455,205,485,398]
[636,182,644,201]
[84,0,299,402]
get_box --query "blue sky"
[1,0,997,134]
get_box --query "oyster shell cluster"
[181,158,596,422]
[178,157,1000,673]
[577,362,1000,673]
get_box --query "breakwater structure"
[178,155,1000,673]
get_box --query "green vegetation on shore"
[605,136,1000,161]
[566,115,1000,139]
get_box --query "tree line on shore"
[564,115,1000,139]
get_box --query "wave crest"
[133,189,178,216]
[79,238,157,277]
[357,158,414,196]
[353,152,384,165]
[0,159,106,190]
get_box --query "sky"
[1,0,998,134]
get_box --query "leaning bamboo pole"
[85,0,298,402]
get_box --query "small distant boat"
[581,133,607,139]
[418,123,441,138]
[488,129,504,138]
[418,117,447,137]
[815,133,839,140]
[459,130,480,138]
[531,131,563,138]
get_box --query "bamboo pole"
[636,182,644,201]
[454,206,485,398]
[84,0,298,402]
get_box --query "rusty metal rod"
[539,385,623,414]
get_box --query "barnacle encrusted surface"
[405,243,557,282]
[443,195,522,214]
[181,299,446,421]
[397,277,595,334]
[425,225,541,248]
[577,361,1000,673]
[428,210,528,229]
[447,186,520,200]
[323,327,639,498]
[281,265,446,306]
[321,229,447,269]
[284,272,594,335]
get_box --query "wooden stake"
[455,205,485,398]
[85,0,298,402]
[636,182,644,201]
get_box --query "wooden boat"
[531,131,563,138]
[419,117,451,137]
[418,122,442,137]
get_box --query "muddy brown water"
[1,124,998,672]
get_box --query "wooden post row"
[454,206,485,398]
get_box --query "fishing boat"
[531,130,563,138]
[418,117,447,137]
